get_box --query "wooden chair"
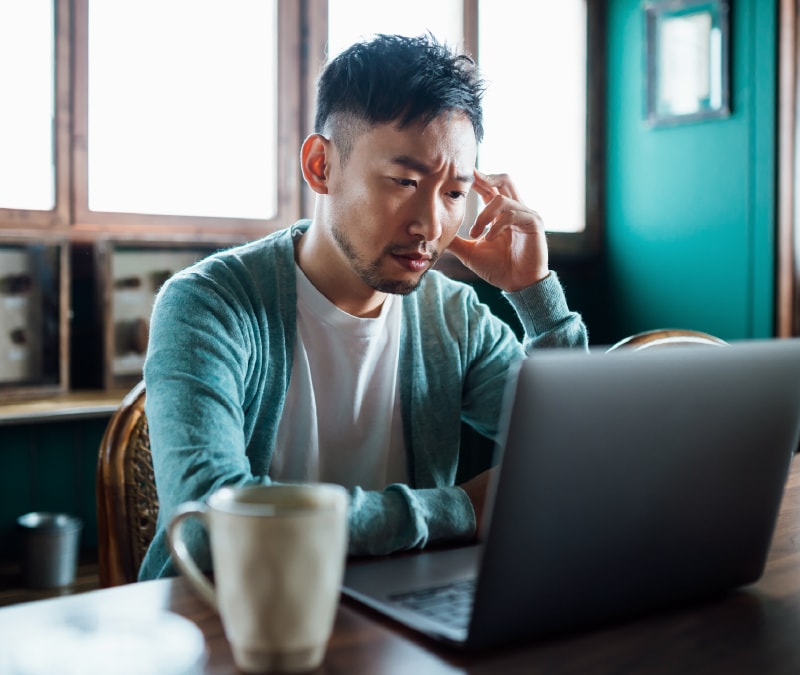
[606,328,728,352]
[96,380,158,587]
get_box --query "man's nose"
[408,192,443,242]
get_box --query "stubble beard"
[331,223,438,295]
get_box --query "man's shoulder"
[171,223,299,283]
[234,221,306,257]
[207,222,299,266]
[153,224,300,315]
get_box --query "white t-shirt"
[271,266,407,490]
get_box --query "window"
[0,0,70,229]
[86,1,278,221]
[327,0,463,56]
[323,0,604,256]
[0,1,602,255]
[70,0,301,240]
[0,0,302,242]
[0,1,55,212]
[478,0,586,235]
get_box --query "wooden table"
[3,458,800,674]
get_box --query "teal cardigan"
[139,221,587,580]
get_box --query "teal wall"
[605,0,777,340]
[0,418,107,563]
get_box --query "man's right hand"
[447,171,550,293]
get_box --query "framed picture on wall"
[644,0,730,127]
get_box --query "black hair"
[314,33,484,159]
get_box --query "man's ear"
[300,133,332,195]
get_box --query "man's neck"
[295,226,387,319]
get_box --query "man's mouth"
[391,250,436,273]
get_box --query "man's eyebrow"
[390,155,475,184]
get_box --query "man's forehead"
[367,117,477,174]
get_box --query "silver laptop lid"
[468,339,800,649]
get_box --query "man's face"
[323,113,477,295]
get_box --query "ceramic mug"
[168,483,349,674]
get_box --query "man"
[138,34,587,580]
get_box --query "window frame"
[0,0,304,245]
[0,0,603,258]
[71,0,304,243]
[550,0,605,260]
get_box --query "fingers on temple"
[474,171,521,202]
[471,203,544,240]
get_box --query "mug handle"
[167,501,217,609]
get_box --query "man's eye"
[447,191,467,200]
[393,178,417,187]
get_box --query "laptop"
[342,339,800,651]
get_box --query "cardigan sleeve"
[346,484,478,555]
[460,271,588,440]
[139,266,275,578]
[503,272,589,351]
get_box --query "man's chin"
[374,279,422,295]
[371,272,427,295]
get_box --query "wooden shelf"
[0,389,126,426]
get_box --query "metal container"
[17,512,83,589]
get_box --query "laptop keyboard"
[388,578,476,630]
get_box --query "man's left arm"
[448,170,587,351]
